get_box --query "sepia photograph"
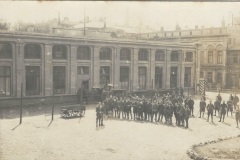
[0,1,240,160]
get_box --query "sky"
[0,1,240,31]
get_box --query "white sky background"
[0,1,240,31]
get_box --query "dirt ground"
[195,137,240,160]
[0,92,240,160]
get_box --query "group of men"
[199,93,240,124]
[96,91,195,128]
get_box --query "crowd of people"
[96,91,240,128]
[96,91,194,128]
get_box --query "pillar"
[93,46,100,87]
[180,51,185,88]
[44,44,53,96]
[132,48,139,90]
[70,45,77,94]
[16,43,24,97]
[166,50,171,89]
[114,47,120,89]
[150,49,155,90]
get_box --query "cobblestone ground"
[0,92,240,160]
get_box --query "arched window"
[77,46,90,60]
[216,45,223,64]
[207,46,214,63]
[120,48,131,61]
[24,44,41,59]
[52,45,67,59]
[185,52,193,62]
[171,51,179,61]
[155,50,165,61]
[0,43,12,59]
[138,49,149,61]
[100,47,112,60]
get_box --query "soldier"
[96,102,104,127]
[180,86,184,98]
[227,100,233,117]
[184,105,191,128]
[132,99,138,120]
[179,103,185,126]
[163,101,169,124]
[143,99,148,121]
[168,101,174,125]
[229,94,234,101]
[188,96,194,116]
[152,100,158,122]
[138,101,144,120]
[177,95,183,104]
[118,98,124,119]
[217,93,222,103]
[207,100,214,122]
[158,100,164,122]
[126,98,132,119]
[236,105,240,128]
[214,98,221,117]
[233,94,239,111]
[219,101,227,122]
[199,99,206,118]
[113,97,118,118]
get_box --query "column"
[165,50,171,89]
[44,44,53,96]
[180,51,185,87]
[16,43,24,97]
[132,48,138,90]
[70,45,77,94]
[114,47,120,89]
[93,46,100,87]
[150,49,155,90]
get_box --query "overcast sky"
[0,1,240,31]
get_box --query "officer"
[207,100,214,122]
[199,99,206,118]
[219,101,227,122]
[184,105,191,128]
[188,96,194,116]
[214,98,221,117]
[227,100,233,117]
[96,102,104,127]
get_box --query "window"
[216,73,222,84]
[217,51,223,64]
[77,46,90,60]
[24,44,41,59]
[155,67,163,89]
[185,52,193,62]
[138,49,149,61]
[25,66,40,95]
[200,72,204,78]
[233,54,238,64]
[171,51,179,61]
[207,72,213,83]
[155,50,165,61]
[120,66,129,89]
[53,66,66,94]
[100,66,110,85]
[77,66,89,75]
[0,43,12,59]
[170,67,178,88]
[120,48,131,61]
[0,66,11,96]
[138,67,147,89]
[184,67,191,87]
[100,47,112,60]
[208,51,213,63]
[52,45,67,59]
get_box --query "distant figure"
[219,101,227,122]
[199,99,206,118]
[207,100,214,122]
[236,105,240,128]
[96,102,104,127]
[180,86,184,98]
[233,94,239,111]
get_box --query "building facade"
[0,32,197,98]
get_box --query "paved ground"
[0,92,240,160]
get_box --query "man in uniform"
[236,105,240,128]
[233,94,239,111]
[214,98,221,117]
[188,96,194,116]
[96,102,104,127]
[152,100,158,122]
[227,100,233,117]
[217,93,222,103]
[184,105,191,128]
[207,100,214,122]
[158,100,164,122]
[126,98,132,119]
[219,101,227,122]
[199,99,206,118]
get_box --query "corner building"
[0,32,197,98]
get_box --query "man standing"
[219,101,227,122]
[233,94,239,111]
[217,94,222,103]
[96,102,104,127]
[188,96,194,116]
[199,99,206,118]
[207,100,214,122]
[214,98,221,117]
[184,105,191,128]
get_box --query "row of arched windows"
[0,43,192,62]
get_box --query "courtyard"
[0,92,240,160]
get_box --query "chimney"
[195,25,198,29]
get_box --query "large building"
[0,31,197,98]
